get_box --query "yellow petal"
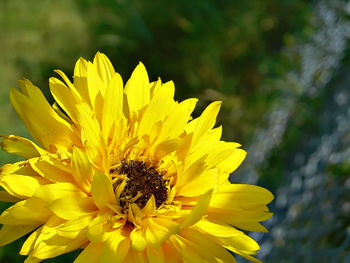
[93,52,116,87]
[144,218,179,250]
[130,227,147,251]
[56,214,93,239]
[149,78,162,98]
[180,228,235,262]
[214,148,247,176]
[189,101,221,149]
[85,213,111,243]
[91,171,117,210]
[177,128,225,171]
[10,83,76,151]
[87,61,106,118]
[49,77,78,122]
[146,246,164,263]
[177,168,218,197]
[76,103,108,171]
[142,195,156,216]
[1,174,49,199]
[100,231,130,263]
[74,57,88,77]
[202,142,244,172]
[179,153,207,185]
[0,160,34,177]
[207,207,273,225]
[210,184,274,209]
[124,62,150,117]
[168,235,204,262]
[52,102,72,123]
[124,248,147,263]
[180,189,213,229]
[73,58,91,105]
[31,232,87,260]
[129,203,143,222]
[218,234,261,256]
[20,226,42,255]
[162,243,182,263]
[195,219,245,237]
[48,196,96,220]
[138,80,175,137]
[152,139,182,160]
[71,146,94,193]
[101,73,124,141]
[73,80,90,107]
[0,197,50,225]
[1,135,47,158]
[157,98,197,142]
[34,182,86,204]
[74,242,104,263]
[53,69,82,102]
[0,224,39,246]
[29,156,74,183]
[21,215,67,257]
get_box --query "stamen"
[112,160,168,209]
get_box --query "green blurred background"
[0,0,349,262]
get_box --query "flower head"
[0,52,273,262]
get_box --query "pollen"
[114,160,168,209]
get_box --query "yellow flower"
[0,52,273,262]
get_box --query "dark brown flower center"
[113,160,168,209]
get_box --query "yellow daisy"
[0,52,273,262]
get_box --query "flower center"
[113,160,168,209]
